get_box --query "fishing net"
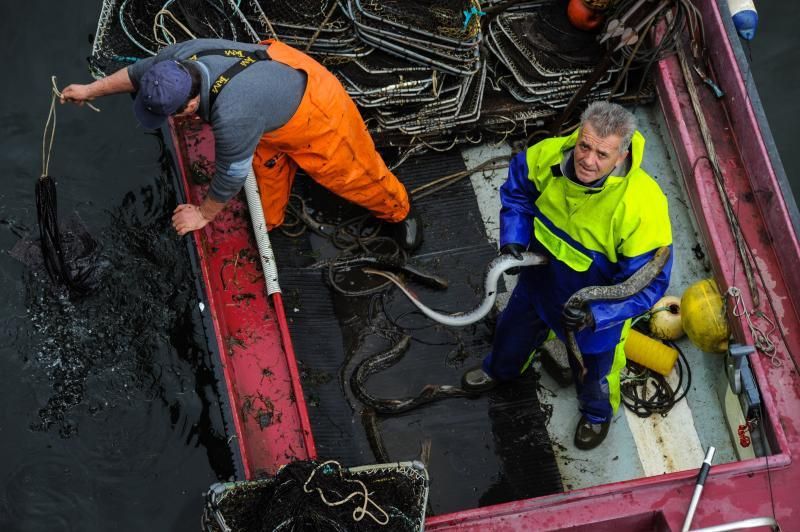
[202,460,429,532]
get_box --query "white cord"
[302,460,390,526]
[42,80,58,178]
[153,8,197,46]
[50,76,101,113]
[726,286,779,367]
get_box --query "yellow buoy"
[681,279,730,353]
[649,295,685,341]
[624,329,679,376]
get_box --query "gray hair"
[579,101,637,153]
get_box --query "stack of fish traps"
[91,0,645,150]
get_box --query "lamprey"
[564,246,672,377]
[361,408,391,463]
[364,252,548,327]
[321,255,448,290]
[351,335,473,415]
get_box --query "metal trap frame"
[248,0,370,56]
[343,0,482,75]
[90,0,648,152]
[91,0,261,77]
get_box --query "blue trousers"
[482,268,620,423]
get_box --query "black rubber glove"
[562,304,595,331]
[500,243,526,275]
[500,243,524,260]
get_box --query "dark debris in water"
[18,172,232,483]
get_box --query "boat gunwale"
[167,118,254,476]
[169,117,318,478]
[654,0,794,462]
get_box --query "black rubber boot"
[461,365,497,394]
[391,204,423,252]
[573,415,610,450]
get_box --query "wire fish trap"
[354,0,481,44]
[478,87,557,132]
[384,61,486,136]
[488,14,594,81]
[337,51,462,112]
[90,0,261,78]
[482,0,554,10]
[256,0,345,29]
[495,13,602,75]
[370,64,484,132]
[247,0,369,56]
[202,460,430,532]
[337,51,435,94]
[485,5,626,109]
[503,8,603,66]
[342,0,482,75]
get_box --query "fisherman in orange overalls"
[60,38,423,251]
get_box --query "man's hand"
[60,84,95,106]
[172,204,211,235]
[500,243,524,260]
[562,304,595,331]
[500,243,525,275]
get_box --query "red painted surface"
[169,0,800,527]
[168,117,315,479]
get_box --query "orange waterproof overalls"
[252,40,409,228]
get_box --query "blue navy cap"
[133,61,192,129]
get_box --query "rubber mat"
[271,150,562,515]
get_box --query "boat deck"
[172,100,746,514]
[165,1,800,528]
[268,148,563,515]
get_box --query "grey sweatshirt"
[128,38,307,202]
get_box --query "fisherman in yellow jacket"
[462,102,673,450]
[60,38,422,251]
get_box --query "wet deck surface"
[266,102,738,512]
[270,151,563,515]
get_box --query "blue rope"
[463,6,486,29]
[112,55,141,64]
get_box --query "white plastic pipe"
[243,166,281,295]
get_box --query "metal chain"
[726,286,779,367]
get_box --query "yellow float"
[681,279,730,353]
[649,295,685,341]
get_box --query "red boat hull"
[169,0,800,528]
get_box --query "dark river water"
[0,1,797,531]
[0,2,232,531]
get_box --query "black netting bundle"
[203,460,428,532]
[33,179,104,294]
[35,176,69,285]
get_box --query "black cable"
[621,337,692,418]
